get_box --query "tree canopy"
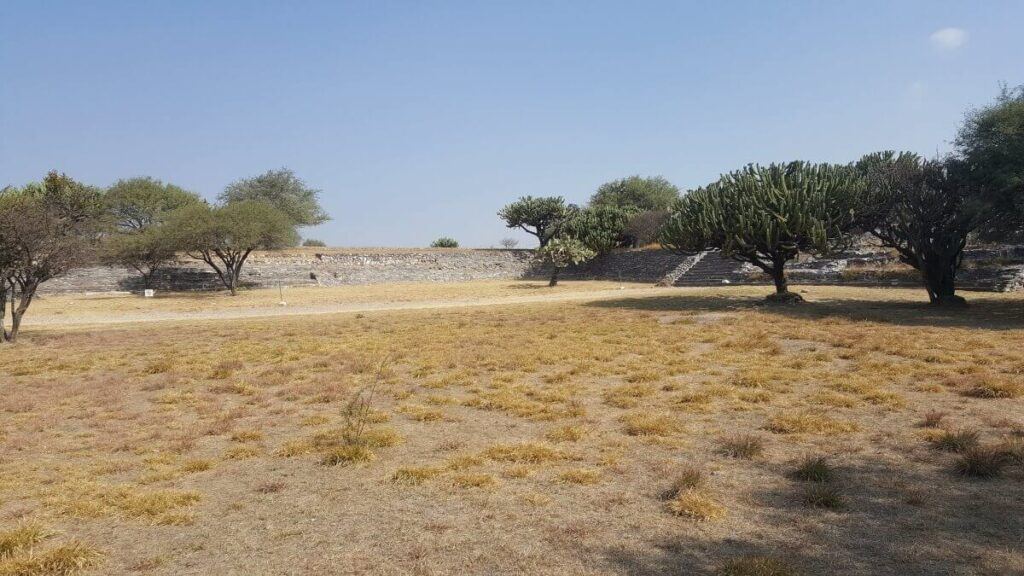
[220,169,329,227]
[661,162,864,302]
[956,84,1024,242]
[0,172,105,341]
[105,177,201,231]
[534,236,596,287]
[562,204,635,254]
[856,152,985,306]
[497,196,571,247]
[168,200,298,295]
[590,176,679,212]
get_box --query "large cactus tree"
[660,162,864,303]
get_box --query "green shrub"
[430,237,459,248]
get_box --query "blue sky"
[2,1,1022,247]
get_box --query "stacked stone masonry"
[40,245,1024,294]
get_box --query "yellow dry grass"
[1,283,1023,575]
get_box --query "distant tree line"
[0,168,327,342]
[500,86,1024,303]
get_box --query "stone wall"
[41,249,538,294]
[39,245,1024,294]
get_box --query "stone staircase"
[655,251,708,286]
[672,251,756,286]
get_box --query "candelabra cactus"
[660,162,865,302]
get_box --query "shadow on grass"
[586,291,1024,330]
[603,454,1024,575]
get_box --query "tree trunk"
[771,259,788,294]
[549,266,560,287]
[921,258,966,307]
[8,281,37,343]
[0,279,9,343]
[764,257,802,304]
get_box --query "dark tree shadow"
[602,455,1024,575]
[586,291,1024,331]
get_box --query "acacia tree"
[497,196,570,247]
[168,200,298,295]
[661,162,864,303]
[857,152,985,306]
[220,169,329,227]
[590,176,679,212]
[0,172,104,342]
[102,177,201,289]
[105,177,201,231]
[101,226,180,289]
[534,237,596,287]
[955,84,1024,242]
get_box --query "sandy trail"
[24,286,678,328]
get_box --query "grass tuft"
[0,542,102,576]
[718,435,765,459]
[484,442,564,463]
[765,412,857,435]
[544,425,587,443]
[558,468,601,485]
[790,455,834,483]
[800,483,845,509]
[930,429,979,453]
[452,473,496,489]
[666,489,726,521]
[953,446,1008,479]
[391,466,441,485]
[919,411,947,428]
[664,466,705,498]
[717,556,798,576]
[0,523,52,559]
[320,445,375,466]
[621,412,682,437]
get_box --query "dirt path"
[25,286,678,328]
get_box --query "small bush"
[718,435,765,459]
[930,429,980,453]
[717,556,798,576]
[302,238,327,247]
[790,456,834,483]
[954,446,1008,479]
[430,237,459,248]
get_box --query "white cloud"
[930,27,968,50]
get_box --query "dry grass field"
[26,280,651,326]
[2,283,1023,575]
